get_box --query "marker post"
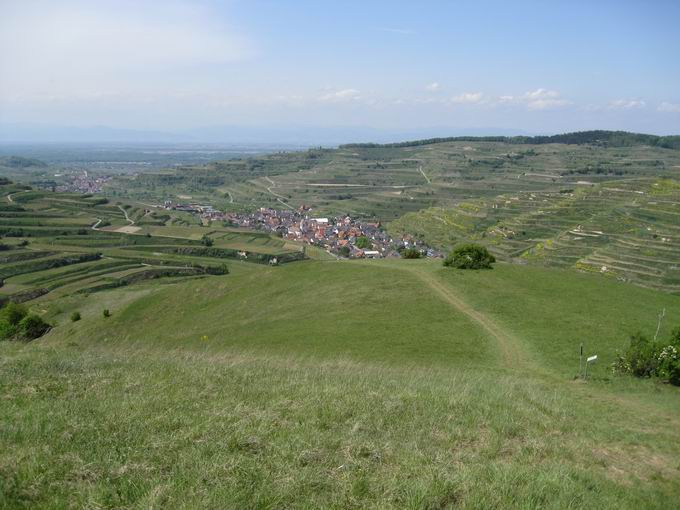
[584,354,597,380]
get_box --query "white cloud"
[499,89,569,110]
[450,92,485,104]
[523,89,569,110]
[658,102,680,113]
[317,89,362,103]
[426,82,441,92]
[0,1,253,101]
[609,99,646,110]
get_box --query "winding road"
[6,190,29,203]
[118,205,135,225]
[263,176,295,210]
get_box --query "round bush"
[444,244,495,269]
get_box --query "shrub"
[18,314,51,340]
[71,311,81,322]
[400,248,421,259]
[613,329,680,386]
[0,302,28,327]
[103,309,111,318]
[0,303,50,341]
[444,243,495,269]
[0,319,17,340]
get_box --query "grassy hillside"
[2,259,680,508]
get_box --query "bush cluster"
[0,302,51,341]
[443,244,495,269]
[400,247,421,259]
[612,329,680,386]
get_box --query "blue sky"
[1,0,679,135]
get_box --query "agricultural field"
[0,183,304,306]
[2,258,680,508]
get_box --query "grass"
[2,259,680,508]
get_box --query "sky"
[1,0,680,137]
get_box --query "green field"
[2,258,680,508]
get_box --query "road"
[118,205,135,225]
[418,166,431,184]
[263,177,295,210]
[6,190,29,203]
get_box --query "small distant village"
[36,171,112,194]
[166,200,442,259]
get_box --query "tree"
[338,245,350,257]
[201,234,214,247]
[355,236,370,249]
[444,243,495,269]
[71,311,81,322]
[103,309,111,318]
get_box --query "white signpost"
[584,354,597,379]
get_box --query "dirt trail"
[418,166,431,184]
[405,267,525,369]
[6,190,28,203]
[118,205,135,225]
[263,177,295,210]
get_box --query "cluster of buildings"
[59,173,111,193]
[35,172,112,194]
[165,201,440,259]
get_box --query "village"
[34,171,112,194]
[165,201,441,259]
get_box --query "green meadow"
[2,258,680,508]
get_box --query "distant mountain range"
[2,124,678,149]
[342,130,680,150]
[0,123,529,146]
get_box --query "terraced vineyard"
[105,137,680,222]
[0,184,304,305]
[390,178,680,292]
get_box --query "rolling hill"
[2,133,680,508]
[2,257,680,508]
